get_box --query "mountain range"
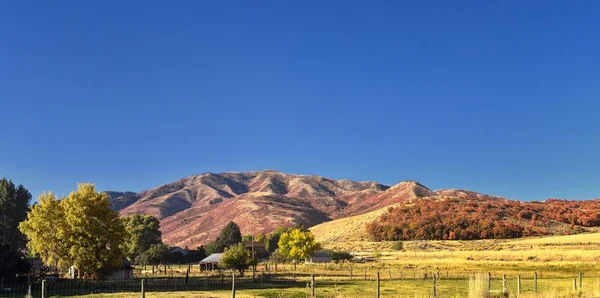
[106,170,503,248]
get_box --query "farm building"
[170,246,189,256]
[68,258,134,280]
[199,253,223,271]
[307,250,332,263]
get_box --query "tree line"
[2,179,330,281]
[366,196,600,241]
[202,221,324,275]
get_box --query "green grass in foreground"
[41,277,600,298]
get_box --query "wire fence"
[0,274,304,298]
[1,270,596,297]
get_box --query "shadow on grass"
[0,276,306,297]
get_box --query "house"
[170,247,189,256]
[68,258,134,280]
[25,257,58,279]
[105,258,134,280]
[199,253,223,271]
[307,250,332,263]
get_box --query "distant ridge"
[105,170,508,247]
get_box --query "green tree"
[268,249,287,271]
[0,178,31,250]
[265,227,287,253]
[134,243,169,265]
[278,228,321,268]
[205,239,224,255]
[254,232,267,244]
[121,215,162,261]
[0,178,32,280]
[218,221,242,248]
[0,245,30,281]
[219,243,254,276]
[241,235,253,243]
[20,184,126,279]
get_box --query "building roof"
[199,253,223,264]
[311,251,331,258]
[171,247,189,256]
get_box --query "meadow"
[32,233,600,298]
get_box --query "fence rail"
[0,270,594,297]
[0,275,303,298]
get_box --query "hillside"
[313,188,600,243]
[106,170,393,247]
[107,170,600,248]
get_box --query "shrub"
[391,241,404,251]
[326,250,353,262]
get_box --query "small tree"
[278,228,320,269]
[265,227,287,252]
[205,240,224,255]
[218,221,242,248]
[268,249,287,271]
[122,215,162,261]
[0,178,31,252]
[254,232,267,244]
[219,243,253,276]
[135,243,169,265]
[391,241,404,251]
[327,250,353,262]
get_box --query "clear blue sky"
[1,1,599,201]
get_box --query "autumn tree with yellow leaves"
[19,184,125,279]
[277,228,321,270]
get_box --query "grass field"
[32,233,600,297]
[44,277,600,298]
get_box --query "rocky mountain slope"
[107,170,598,247]
[107,170,509,247]
[107,170,399,247]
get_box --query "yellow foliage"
[19,184,125,279]
[278,228,321,262]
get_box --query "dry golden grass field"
[37,232,600,297]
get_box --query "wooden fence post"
[364,269,367,281]
[517,275,521,297]
[141,279,145,298]
[579,272,583,290]
[185,268,189,285]
[311,274,315,298]
[502,275,507,294]
[487,272,491,293]
[41,279,47,298]
[573,278,577,291]
[534,272,538,293]
[231,273,236,298]
[350,265,353,280]
[432,274,437,298]
[376,272,381,298]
